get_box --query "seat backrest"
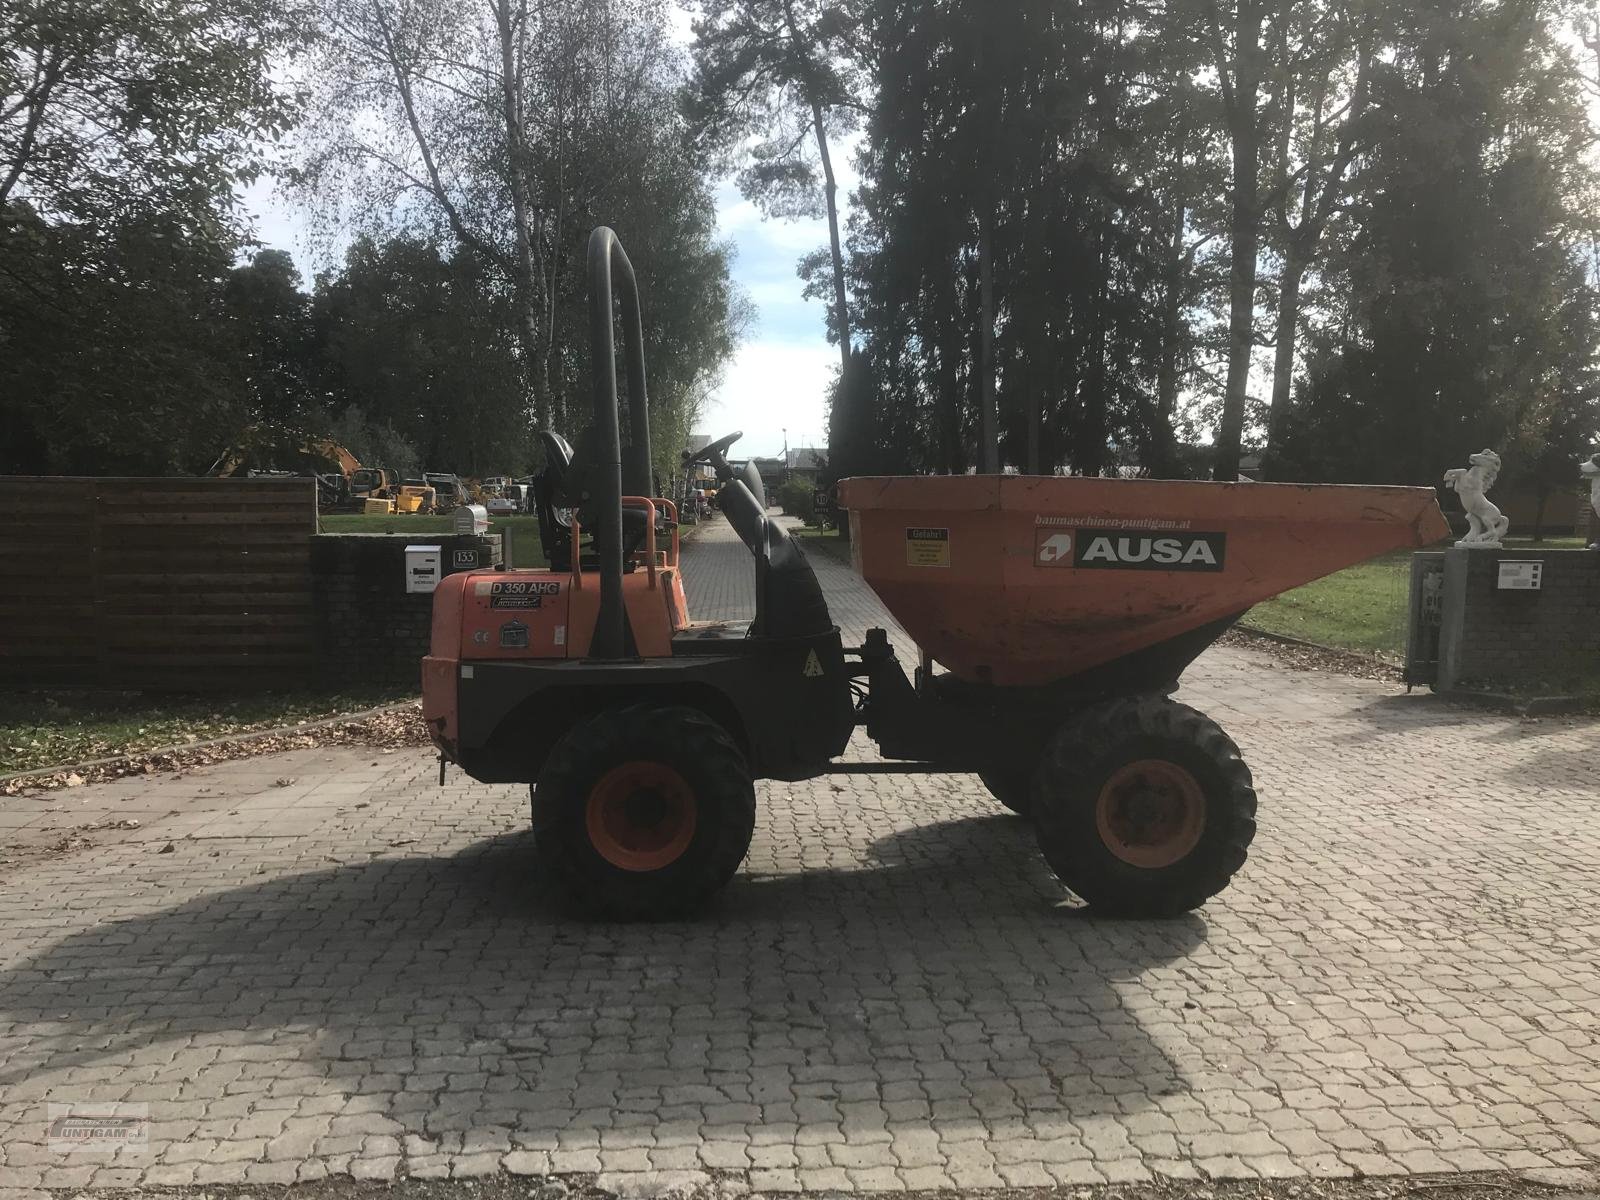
[533,431,577,570]
[540,431,574,482]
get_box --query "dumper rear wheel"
[532,704,755,918]
[1032,697,1256,916]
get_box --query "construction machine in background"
[349,466,400,510]
[394,481,438,514]
[425,473,470,513]
[209,431,363,510]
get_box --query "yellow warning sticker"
[906,526,951,567]
[803,649,824,677]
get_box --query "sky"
[241,147,847,463]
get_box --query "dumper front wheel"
[1032,697,1256,916]
[532,704,755,918]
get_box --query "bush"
[776,478,816,524]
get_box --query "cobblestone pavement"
[3,515,1600,1196]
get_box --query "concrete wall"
[311,533,501,687]
[1436,547,1600,695]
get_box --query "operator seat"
[715,479,831,639]
[533,429,651,573]
[532,431,580,571]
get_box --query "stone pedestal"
[1431,547,1600,697]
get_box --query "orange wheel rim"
[1094,759,1206,869]
[585,761,696,872]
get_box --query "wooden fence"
[1,478,317,690]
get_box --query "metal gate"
[1403,551,1447,686]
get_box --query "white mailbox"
[405,544,442,594]
[454,504,490,536]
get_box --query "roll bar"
[586,226,653,660]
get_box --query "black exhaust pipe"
[586,227,652,660]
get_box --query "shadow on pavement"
[0,814,1206,1136]
[1332,691,1513,741]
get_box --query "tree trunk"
[978,206,999,473]
[809,100,852,380]
[811,97,855,534]
[1081,224,1110,477]
[1264,251,1305,476]
[0,53,61,207]
[1211,2,1263,482]
[780,0,851,382]
[493,0,551,432]
[934,267,962,474]
[1153,198,1186,479]
[1026,336,1041,476]
[1215,131,1258,481]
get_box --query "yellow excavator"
[209,429,365,511]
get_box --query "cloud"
[700,340,836,459]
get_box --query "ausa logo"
[1073,528,1226,572]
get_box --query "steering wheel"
[684,430,742,467]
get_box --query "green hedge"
[776,479,816,524]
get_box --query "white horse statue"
[1580,437,1600,549]
[1443,448,1508,548]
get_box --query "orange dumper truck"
[421,228,1449,920]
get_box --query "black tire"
[1032,696,1256,917]
[979,769,1033,816]
[531,704,755,918]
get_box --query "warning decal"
[803,649,825,677]
[905,527,951,567]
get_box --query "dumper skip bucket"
[839,475,1448,687]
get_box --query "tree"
[686,0,865,468]
[0,0,309,475]
[225,251,321,430]
[1272,0,1600,488]
[841,0,1189,479]
[1184,0,1268,480]
[1,0,304,224]
[301,0,738,455]
[0,207,252,474]
[301,0,548,422]
[326,404,420,476]
[314,236,532,475]
[1259,2,1373,469]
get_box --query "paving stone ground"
[2,515,1599,1196]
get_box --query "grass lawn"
[1241,552,1413,657]
[0,686,416,775]
[793,523,852,565]
[319,513,547,567]
[1243,535,1587,658]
